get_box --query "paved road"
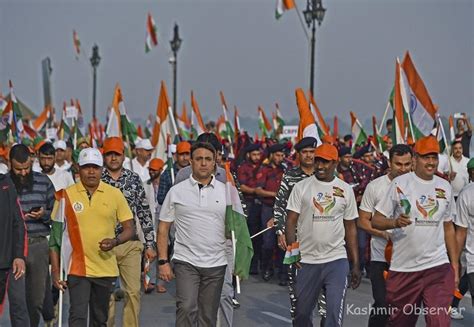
[1,275,473,326]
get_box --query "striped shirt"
[8,171,55,237]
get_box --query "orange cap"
[414,135,439,155]
[102,137,124,155]
[314,144,339,161]
[176,141,191,154]
[149,158,165,171]
[322,135,334,145]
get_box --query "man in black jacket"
[0,173,26,319]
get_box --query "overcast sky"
[1,0,472,133]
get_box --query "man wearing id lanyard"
[372,135,459,326]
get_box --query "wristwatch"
[158,259,169,266]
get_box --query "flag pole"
[250,225,274,239]
[231,230,241,294]
[167,106,179,137]
[58,255,64,327]
[436,113,453,174]
[378,102,391,134]
[292,1,310,41]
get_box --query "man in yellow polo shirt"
[49,148,134,327]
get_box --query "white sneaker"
[450,307,464,320]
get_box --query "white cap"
[78,148,103,167]
[135,138,154,151]
[53,140,67,151]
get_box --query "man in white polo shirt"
[158,142,227,327]
[286,144,361,327]
[372,135,459,326]
[357,144,413,326]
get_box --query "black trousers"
[67,275,116,327]
[368,261,389,327]
[246,201,262,271]
[0,269,7,309]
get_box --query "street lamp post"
[170,24,182,119]
[90,44,101,120]
[303,0,326,96]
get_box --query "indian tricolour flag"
[50,189,86,277]
[145,12,158,53]
[400,51,437,141]
[350,111,368,150]
[276,0,295,19]
[257,106,272,138]
[295,88,321,144]
[396,186,411,215]
[224,163,253,281]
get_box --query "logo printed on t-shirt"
[73,201,84,213]
[312,192,337,221]
[414,195,439,226]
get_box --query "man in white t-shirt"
[53,140,71,172]
[129,139,153,183]
[158,142,227,326]
[38,143,75,191]
[286,144,361,327]
[449,141,469,199]
[454,158,474,307]
[372,135,459,326]
[358,144,413,326]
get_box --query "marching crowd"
[0,113,473,327]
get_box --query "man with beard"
[144,158,166,293]
[38,142,75,192]
[38,142,75,325]
[100,137,156,327]
[255,143,286,282]
[273,137,317,317]
[237,143,262,275]
[7,144,55,327]
[372,136,459,326]
[357,144,413,326]
[286,144,361,326]
[157,141,191,205]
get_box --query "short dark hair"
[451,140,462,148]
[66,140,74,149]
[343,134,353,142]
[9,144,30,163]
[389,144,412,161]
[196,132,222,153]
[39,142,56,156]
[386,118,393,126]
[191,142,216,159]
